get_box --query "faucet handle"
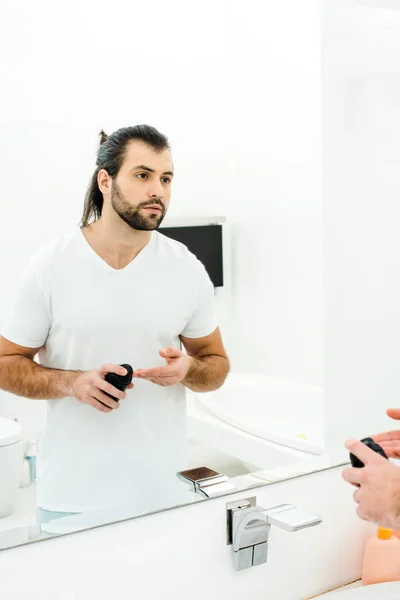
[232,506,270,552]
[229,501,322,570]
[265,504,323,532]
[176,466,236,498]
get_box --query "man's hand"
[133,347,192,387]
[70,364,134,413]
[342,438,400,528]
[371,408,400,458]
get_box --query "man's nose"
[148,181,164,199]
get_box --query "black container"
[104,364,133,401]
[349,436,388,468]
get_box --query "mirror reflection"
[0,123,324,546]
[1,125,233,526]
[0,0,327,549]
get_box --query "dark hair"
[80,125,170,227]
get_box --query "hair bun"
[99,130,108,145]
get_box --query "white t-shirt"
[1,227,218,512]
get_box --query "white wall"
[0,0,323,361]
[224,1,323,385]
[323,1,400,453]
[0,467,373,599]
[0,0,323,446]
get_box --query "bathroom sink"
[327,582,400,599]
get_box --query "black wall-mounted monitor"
[159,224,224,288]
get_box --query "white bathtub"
[187,372,325,472]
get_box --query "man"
[0,125,230,524]
[343,408,400,529]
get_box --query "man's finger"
[159,347,183,358]
[387,408,400,421]
[98,363,127,377]
[94,390,121,409]
[342,467,362,486]
[371,429,400,443]
[90,398,113,413]
[371,440,400,459]
[134,366,173,378]
[345,438,384,466]
[137,374,175,384]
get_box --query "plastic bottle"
[362,527,400,585]
[25,440,38,482]
[104,364,133,401]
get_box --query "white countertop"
[0,483,37,532]
[0,483,39,549]
[313,582,362,598]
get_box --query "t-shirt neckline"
[77,226,156,273]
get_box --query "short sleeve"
[180,263,218,339]
[1,254,51,348]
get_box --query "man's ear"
[98,169,111,194]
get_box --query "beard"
[111,182,167,231]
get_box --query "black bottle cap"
[117,364,133,387]
[349,437,388,468]
[105,364,133,391]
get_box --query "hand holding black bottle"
[349,437,388,468]
[104,363,133,401]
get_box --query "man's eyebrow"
[131,165,174,176]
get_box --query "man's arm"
[132,329,230,392]
[0,335,131,412]
[180,327,230,392]
[0,335,78,399]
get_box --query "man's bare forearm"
[182,354,230,392]
[0,355,80,400]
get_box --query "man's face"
[109,141,173,231]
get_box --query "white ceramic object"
[0,417,23,517]
[195,373,324,453]
[19,458,31,488]
[187,373,326,473]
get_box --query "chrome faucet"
[177,466,236,498]
[230,502,322,570]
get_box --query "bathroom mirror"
[3,0,398,550]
